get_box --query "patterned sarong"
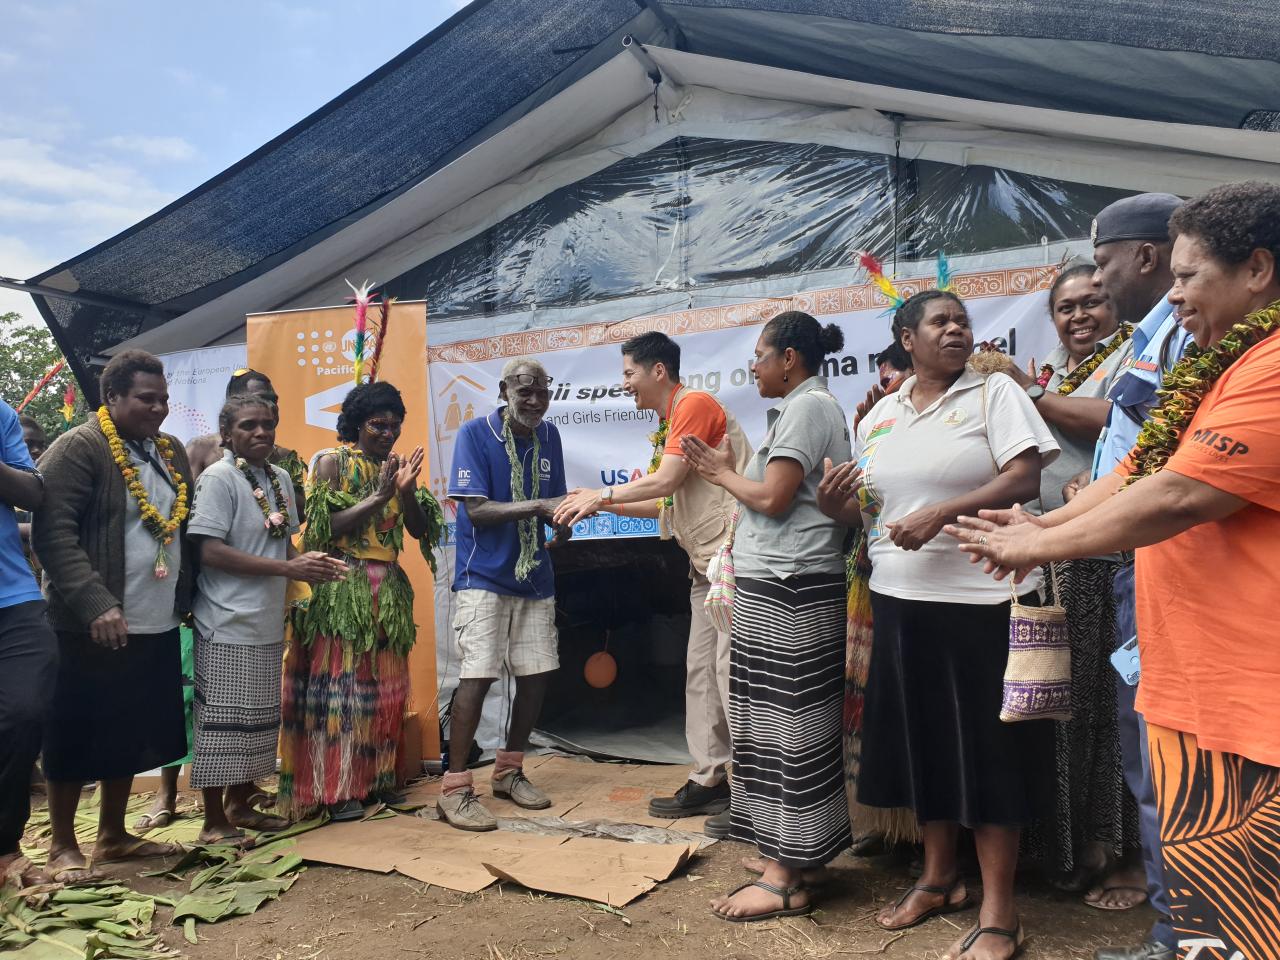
[1148,722,1280,959]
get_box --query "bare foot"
[93,834,184,864]
[0,853,51,888]
[710,880,810,920]
[226,808,289,833]
[740,855,826,886]
[45,847,100,884]
[1084,863,1149,910]
[198,826,255,849]
[876,879,968,930]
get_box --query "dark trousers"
[0,600,57,855]
[1112,563,1174,949]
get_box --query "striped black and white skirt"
[190,636,283,790]
[727,573,851,868]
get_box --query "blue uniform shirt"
[448,409,566,599]
[0,400,43,610]
[1092,296,1193,479]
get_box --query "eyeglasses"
[364,420,402,436]
[507,373,554,388]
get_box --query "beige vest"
[659,388,753,575]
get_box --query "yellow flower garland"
[97,406,189,546]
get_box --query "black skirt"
[43,628,187,782]
[857,592,1053,827]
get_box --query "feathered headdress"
[857,251,906,311]
[366,295,396,385]
[344,278,376,385]
[936,250,955,292]
[61,382,77,423]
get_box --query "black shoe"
[703,809,731,839]
[1094,940,1176,960]
[647,779,730,818]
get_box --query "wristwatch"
[599,486,614,503]
[1025,384,1046,403]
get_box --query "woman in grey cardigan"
[33,350,192,881]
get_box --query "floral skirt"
[278,561,410,817]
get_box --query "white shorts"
[453,589,559,679]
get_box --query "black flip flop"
[712,879,812,923]
[877,877,972,931]
[954,920,1025,958]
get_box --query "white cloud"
[0,137,171,206]
[99,134,197,163]
[0,235,57,321]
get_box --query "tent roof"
[26,0,1280,390]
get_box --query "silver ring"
[978,535,989,545]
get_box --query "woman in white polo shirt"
[819,290,1058,960]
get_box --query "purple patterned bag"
[999,565,1071,722]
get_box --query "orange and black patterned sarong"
[1148,722,1280,959]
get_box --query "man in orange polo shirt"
[948,180,1280,959]
[556,332,750,835]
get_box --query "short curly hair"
[100,349,165,401]
[336,381,406,442]
[218,394,278,438]
[1169,181,1280,266]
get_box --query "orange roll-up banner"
[246,300,440,760]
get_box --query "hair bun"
[819,323,845,355]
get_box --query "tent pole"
[622,35,684,112]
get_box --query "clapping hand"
[395,446,424,496]
[816,458,862,520]
[376,454,400,503]
[853,385,886,431]
[679,435,735,486]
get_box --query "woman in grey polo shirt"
[682,310,852,923]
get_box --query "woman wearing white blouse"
[818,290,1058,960]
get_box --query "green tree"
[0,312,84,438]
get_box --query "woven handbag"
[999,565,1071,722]
[703,505,741,635]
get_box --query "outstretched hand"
[943,506,1046,582]
[288,551,350,584]
[554,488,602,527]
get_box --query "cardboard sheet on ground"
[295,760,707,903]
[295,814,696,903]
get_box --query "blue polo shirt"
[448,409,566,599]
[1092,295,1193,479]
[0,400,42,610]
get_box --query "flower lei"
[1056,323,1133,395]
[98,406,189,579]
[647,420,674,509]
[235,457,290,538]
[1125,300,1280,486]
[502,413,542,582]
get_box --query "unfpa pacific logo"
[294,327,376,377]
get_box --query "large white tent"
[21,0,1280,757]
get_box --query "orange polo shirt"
[1130,333,1280,766]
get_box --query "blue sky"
[0,0,470,320]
